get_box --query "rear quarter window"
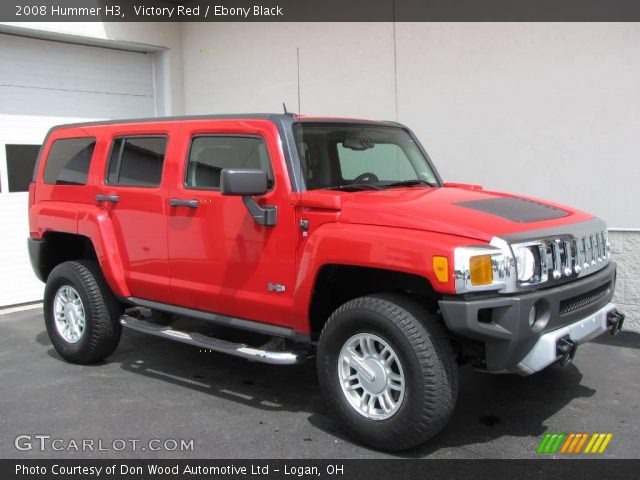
[43,138,96,185]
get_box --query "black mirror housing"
[220,168,277,226]
[220,169,268,196]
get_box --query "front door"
[166,120,296,328]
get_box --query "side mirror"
[220,168,268,196]
[220,168,277,227]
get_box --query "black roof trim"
[48,113,288,131]
[47,114,404,131]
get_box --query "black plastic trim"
[169,198,198,208]
[27,238,46,282]
[95,194,119,203]
[220,168,268,196]
[127,297,311,344]
[439,262,616,371]
[242,196,278,226]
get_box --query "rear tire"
[317,294,458,451]
[44,260,122,364]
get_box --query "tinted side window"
[185,136,273,190]
[43,138,96,185]
[107,136,167,187]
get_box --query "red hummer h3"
[28,114,624,451]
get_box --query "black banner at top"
[3,0,640,22]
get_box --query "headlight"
[454,245,513,293]
[514,246,536,283]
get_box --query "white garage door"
[0,33,158,307]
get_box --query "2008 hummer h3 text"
[28,114,625,451]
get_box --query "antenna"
[283,49,301,116]
[296,47,301,114]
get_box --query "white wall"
[0,20,185,306]
[182,22,640,229]
[0,21,185,115]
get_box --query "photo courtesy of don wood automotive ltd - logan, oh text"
[0,1,639,479]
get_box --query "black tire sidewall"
[43,261,119,363]
[44,270,94,359]
[318,304,430,446]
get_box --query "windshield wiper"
[325,183,384,192]
[384,179,436,188]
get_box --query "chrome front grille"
[513,230,610,289]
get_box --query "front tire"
[317,294,458,451]
[44,260,122,364]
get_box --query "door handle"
[169,198,199,208]
[95,194,119,203]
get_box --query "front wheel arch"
[308,265,440,340]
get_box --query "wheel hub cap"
[338,333,405,420]
[53,286,85,344]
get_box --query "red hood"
[298,186,594,242]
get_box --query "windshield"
[293,122,439,191]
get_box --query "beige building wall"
[3,21,637,329]
[181,22,640,330]
[182,22,397,119]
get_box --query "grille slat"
[513,229,610,289]
[559,282,611,316]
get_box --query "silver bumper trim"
[514,302,618,375]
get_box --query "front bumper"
[439,262,620,374]
[515,304,622,374]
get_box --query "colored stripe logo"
[537,433,613,454]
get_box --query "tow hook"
[607,310,625,336]
[556,336,578,367]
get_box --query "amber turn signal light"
[432,256,449,283]
[469,254,493,285]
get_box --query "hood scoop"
[456,197,569,223]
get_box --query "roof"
[48,113,405,131]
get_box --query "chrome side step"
[120,315,309,365]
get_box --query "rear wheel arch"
[33,231,128,298]
[36,232,98,281]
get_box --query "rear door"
[98,125,174,302]
[166,120,297,328]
